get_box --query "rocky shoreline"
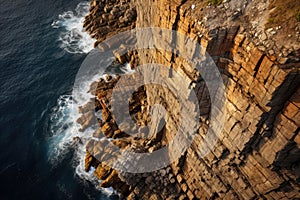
[83,0,136,47]
[75,71,184,199]
[76,0,300,199]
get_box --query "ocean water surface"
[0,0,120,199]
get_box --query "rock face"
[84,0,137,47]
[80,0,300,199]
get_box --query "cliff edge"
[79,0,300,199]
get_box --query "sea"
[0,0,126,199]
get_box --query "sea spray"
[50,1,136,188]
[48,61,134,194]
[51,2,96,54]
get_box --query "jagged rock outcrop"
[79,0,300,199]
[84,0,137,46]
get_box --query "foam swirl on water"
[48,62,135,194]
[52,2,96,54]
[48,1,137,197]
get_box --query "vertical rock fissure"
[242,73,300,156]
[81,0,300,198]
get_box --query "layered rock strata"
[84,0,137,46]
[78,0,300,199]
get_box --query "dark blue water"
[0,0,116,199]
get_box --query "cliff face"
[82,0,300,199]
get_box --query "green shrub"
[296,10,300,22]
[268,18,275,24]
[209,0,222,6]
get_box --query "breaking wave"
[51,2,96,54]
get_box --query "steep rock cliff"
[81,0,300,199]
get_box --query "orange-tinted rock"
[81,0,300,199]
[94,164,112,180]
[84,152,94,172]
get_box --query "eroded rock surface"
[78,0,300,199]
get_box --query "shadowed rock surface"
[78,0,300,199]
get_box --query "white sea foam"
[120,63,135,74]
[48,66,135,193]
[52,2,96,54]
[49,2,136,191]
[48,73,101,167]
[48,61,136,159]
[48,95,76,162]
